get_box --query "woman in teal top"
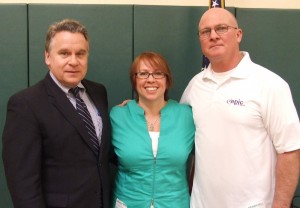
[110,52,195,208]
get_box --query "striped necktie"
[69,87,99,154]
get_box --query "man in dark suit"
[2,19,112,208]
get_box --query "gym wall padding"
[0,4,28,208]
[133,5,203,100]
[0,4,299,208]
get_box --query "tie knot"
[69,87,81,98]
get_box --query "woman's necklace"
[146,116,160,131]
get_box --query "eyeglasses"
[135,71,166,79]
[198,24,238,39]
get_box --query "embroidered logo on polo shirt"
[227,99,245,106]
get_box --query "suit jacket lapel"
[43,73,99,157]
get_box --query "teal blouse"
[110,100,195,208]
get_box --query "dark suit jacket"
[2,73,112,208]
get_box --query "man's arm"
[272,149,300,208]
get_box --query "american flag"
[209,0,225,9]
[201,0,226,70]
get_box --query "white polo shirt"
[181,52,300,208]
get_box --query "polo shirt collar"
[202,51,252,81]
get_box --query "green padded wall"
[237,8,300,113]
[1,5,300,208]
[133,5,203,101]
[28,4,133,109]
[0,4,28,208]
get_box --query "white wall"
[0,0,300,9]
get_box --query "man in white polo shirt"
[181,8,300,208]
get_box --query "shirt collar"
[49,71,85,93]
[202,51,252,81]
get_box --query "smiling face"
[198,8,242,70]
[135,60,167,104]
[45,31,89,88]
[130,52,173,102]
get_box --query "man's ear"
[45,51,50,66]
[236,28,243,43]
